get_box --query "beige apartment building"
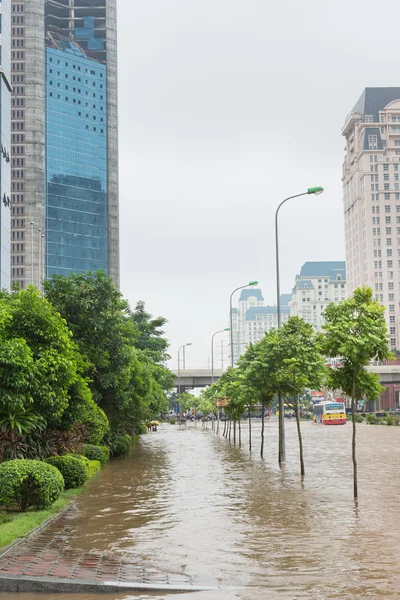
[342,88,400,350]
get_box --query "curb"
[0,574,222,594]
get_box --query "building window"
[365,115,374,123]
[389,304,395,312]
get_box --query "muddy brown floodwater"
[2,419,400,600]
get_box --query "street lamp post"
[211,328,230,385]
[275,186,324,465]
[178,342,192,398]
[211,328,230,436]
[230,281,258,367]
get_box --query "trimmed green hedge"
[64,453,90,469]
[87,460,101,478]
[83,444,110,464]
[112,434,133,457]
[46,455,88,490]
[0,459,64,512]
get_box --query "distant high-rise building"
[231,289,290,363]
[0,0,11,289]
[290,261,346,329]
[342,88,400,350]
[10,0,119,289]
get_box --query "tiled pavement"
[0,505,198,588]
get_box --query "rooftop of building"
[352,87,400,122]
[280,293,291,306]
[239,288,264,302]
[232,308,238,315]
[245,305,290,321]
[299,261,346,281]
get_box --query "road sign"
[216,397,229,407]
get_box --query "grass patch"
[0,487,85,551]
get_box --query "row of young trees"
[198,287,391,498]
[0,271,173,460]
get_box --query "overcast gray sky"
[118,0,399,369]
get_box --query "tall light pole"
[230,281,258,367]
[178,343,192,397]
[30,222,34,286]
[211,328,230,385]
[38,228,42,289]
[275,186,324,466]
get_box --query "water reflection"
[4,421,400,599]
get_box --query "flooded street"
[2,420,400,599]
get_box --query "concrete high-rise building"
[231,289,290,363]
[0,0,12,289]
[290,261,346,330]
[342,88,400,350]
[10,0,119,290]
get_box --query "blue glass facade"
[45,44,108,277]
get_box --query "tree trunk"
[295,397,305,478]
[261,401,265,459]
[223,419,227,437]
[233,420,236,445]
[352,376,358,499]
[228,419,231,442]
[248,406,252,453]
[238,419,241,447]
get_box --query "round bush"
[64,453,90,469]
[87,460,101,478]
[112,434,133,457]
[46,455,88,490]
[83,444,110,464]
[0,459,64,512]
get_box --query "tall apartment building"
[290,261,346,330]
[342,88,400,350]
[10,0,119,290]
[0,0,12,289]
[231,289,290,363]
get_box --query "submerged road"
[1,420,400,599]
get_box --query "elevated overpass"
[171,365,400,393]
[172,369,223,392]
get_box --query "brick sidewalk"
[0,505,194,587]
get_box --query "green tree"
[0,288,89,426]
[44,272,172,434]
[322,286,391,498]
[240,337,280,459]
[130,301,170,363]
[276,317,326,477]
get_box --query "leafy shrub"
[365,413,376,424]
[83,444,109,465]
[354,414,364,423]
[111,434,132,457]
[385,413,394,426]
[45,424,87,457]
[64,453,90,469]
[46,455,88,489]
[76,401,109,445]
[87,460,101,478]
[0,459,64,511]
[169,416,176,425]
[0,511,12,524]
[134,423,148,435]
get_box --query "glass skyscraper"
[10,0,119,289]
[0,0,11,289]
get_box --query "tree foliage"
[322,286,392,498]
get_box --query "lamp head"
[224,328,231,331]
[307,186,324,196]
[186,342,192,346]
[249,280,258,286]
